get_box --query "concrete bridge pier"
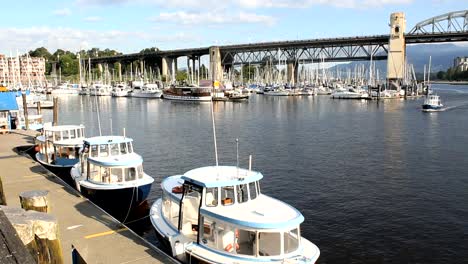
[287,62,298,85]
[386,12,406,90]
[209,46,223,82]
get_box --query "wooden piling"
[36,101,42,115]
[1,206,64,264]
[53,97,58,126]
[19,190,49,213]
[0,177,6,205]
[0,209,36,264]
[22,93,29,130]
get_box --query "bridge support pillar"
[161,57,172,82]
[386,12,406,90]
[287,62,298,85]
[210,46,223,82]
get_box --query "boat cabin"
[36,124,85,165]
[81,136,143,184]
[161,166,305,259]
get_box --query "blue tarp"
[0,92,19,111]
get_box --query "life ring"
[172,186,183,193]
[224,243,239,252]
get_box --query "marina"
[0,3,467,263]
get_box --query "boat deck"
[0,131,177,264]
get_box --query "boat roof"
[200,194,304,229]
[87,152,142,167]
[44,124,85,132]
[182,166,263,188]
[53,138,84,147]
[84,135,133,145]
[0,92,19,111]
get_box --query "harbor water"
[41,84,468,263]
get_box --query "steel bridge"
[90,10,468,70]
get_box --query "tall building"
[453,57,468,72]
[0,54,46,87]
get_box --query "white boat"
[70,135,155,215]
[89,83,112,96]
[331,87,369,99]
[422,94,444,112]
[130,83,162,98]
[163,86,212,101]
[150,166,320,263]
[112,83,130,97]
[226,89,249,101]
[264,88,290,96]
[79,87,90,95]
[51,82,80,95]
[35,124,86,184]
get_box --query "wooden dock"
[0,131,177,264]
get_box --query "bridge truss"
[409,10,468,34]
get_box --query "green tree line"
[435,67,468,81]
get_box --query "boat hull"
[163,94,212,101]
[35,153,77,186]
[130,92,162,98]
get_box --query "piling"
[22,93,29,130]
[0,177,6,205]
[36,101,42,115]
[0,209,36,264]
[19,190,49,213]
[1,206,64,264]
[53,97,58,126]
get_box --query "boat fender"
[224,243,239,252]
[34,145,40,152]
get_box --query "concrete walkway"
[0,131,176,264]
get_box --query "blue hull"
[79,183,152,220]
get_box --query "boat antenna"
[110,118,113,135]
[123,127,126,138]
[210,96,219,166]
[249,155,252,171]
[236,138,239,168]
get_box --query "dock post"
[19,190,49,213]
[36,101,42,115]
[22,93,29,130]
[0,209,36,264]
[0,177,6,205]
[53,97,58,126]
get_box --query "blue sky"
[0,0,466,54]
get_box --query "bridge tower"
[210,46,223,82]
[386,12,406,89]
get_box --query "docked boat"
[163,86,212,101]
[35,124,86,183]
[89,83,112,96]
[331,87,369,99]
[112,83,130,97]
[150,165,320,264]
[129,83,162,98]
[226,89,249,101]
[422,94,444,112]
[264,88,290,96]
[71,135,154,217]
[51,82,80,95]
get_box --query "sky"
[0,0,466,55]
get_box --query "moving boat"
[422,94,444,112]
[71,135,154,217]
[163,86,212,101]
[150,166,320,263]
[35,124,86,183]
[129,83,162,98]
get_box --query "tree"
[139,47,159,54]
[176,70,188,82]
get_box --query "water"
[41,84,468,263]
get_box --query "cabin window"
[284,228,299,254]
[53,131,61,141]
[76,129,82,138]
[201,216,216,247]
[120,143,128,154]
[110,168,123,183]
[69,129,76,139]
[237,184,249,203]
[170,198,180,227]
[256,181,261,194]
[125,167,137,181]
[212,221,238,253]
[110,144,119,156]
[236,229,257,256]
[127,143,133,153]
[248,182,257,200]
[88,163,100,182]
[101,167,111,183]
[137,165,144,179]
[221,186,235,206]
[99,144,109,157]
[90,145,98,157]
[180,185,202,235]
[258,232,281,256]
[205,187,218,207]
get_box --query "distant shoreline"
[431,81,468,85]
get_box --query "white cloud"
[151,11,275,26]
[83,16,103,22]
[52,8,72,16]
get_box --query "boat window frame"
[177,182,204,243]
[205,187,219,207]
